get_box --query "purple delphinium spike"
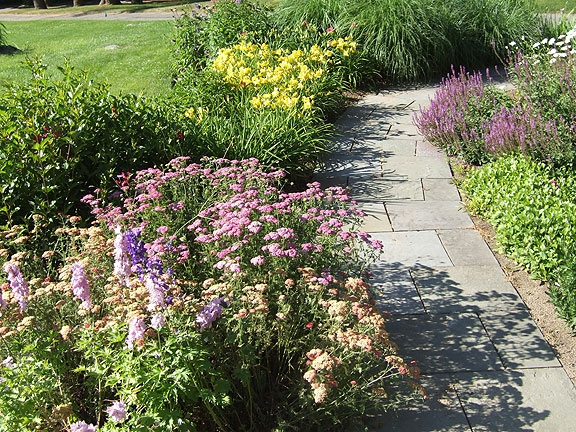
[113,226,132,285]
[126,316,147,350]
[71,262,92,309]
[106,400,127,423]
[3,262,29,312]
[150,313,166,330]
[196,297,228,332]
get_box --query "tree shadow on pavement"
[366,263,555,431]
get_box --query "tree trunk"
[33,0,48,9]
[73,0,83,6]
[99,0,121,5]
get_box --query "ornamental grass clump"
[0,158,420,431]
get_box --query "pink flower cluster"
[303,348,342,403]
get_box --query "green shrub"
[462,155,576,284]
[0,58,185,229]
[551,257,576,329]
[461,155,576,329]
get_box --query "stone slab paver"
[417,139,446,157]
[369,231,452,269]
[317,86,576,431]
[438,229,500,267]
[456,369,576,432]
[422,178,461,201]
[385,313,503,374]
[349,176,423,202]
[387,122,421,139]
[357,202,393,232]
[381,155,453,180]
[411,265,525,313]
[369,374,470,432]
[376,138,418,156]
[370,268,425,315]
[479,309,560,369]
[386,201,474,231]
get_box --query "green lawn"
[535,0,576,12]
[0,20,174,96]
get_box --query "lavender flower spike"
[71,262,92,309]
[113,226,132,286]
[3,262,29,312]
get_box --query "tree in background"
[33,0,48,8]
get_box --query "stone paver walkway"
[315,87,576,431]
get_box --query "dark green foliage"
[0,58,184,227]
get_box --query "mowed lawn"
[0,19,174,96]
[536,0,576,12]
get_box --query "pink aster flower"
[156,226,169,235]
[250,255,265,266]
